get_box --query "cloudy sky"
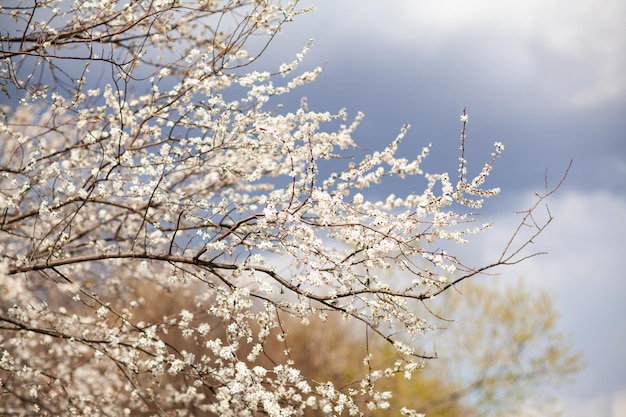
[256,0,625,415]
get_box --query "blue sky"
[257,0,625,415]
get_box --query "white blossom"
[0,2,558,416]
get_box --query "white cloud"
[474,189,626,292]
[556,387,626,417]
[305,0,626,108]
[458,188,626,412]
[558,393,611,417]
[612,388,626,417]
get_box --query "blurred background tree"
[259,278,581,417]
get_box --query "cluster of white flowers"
[0,1,532,416]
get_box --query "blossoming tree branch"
[0,1,570,416]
